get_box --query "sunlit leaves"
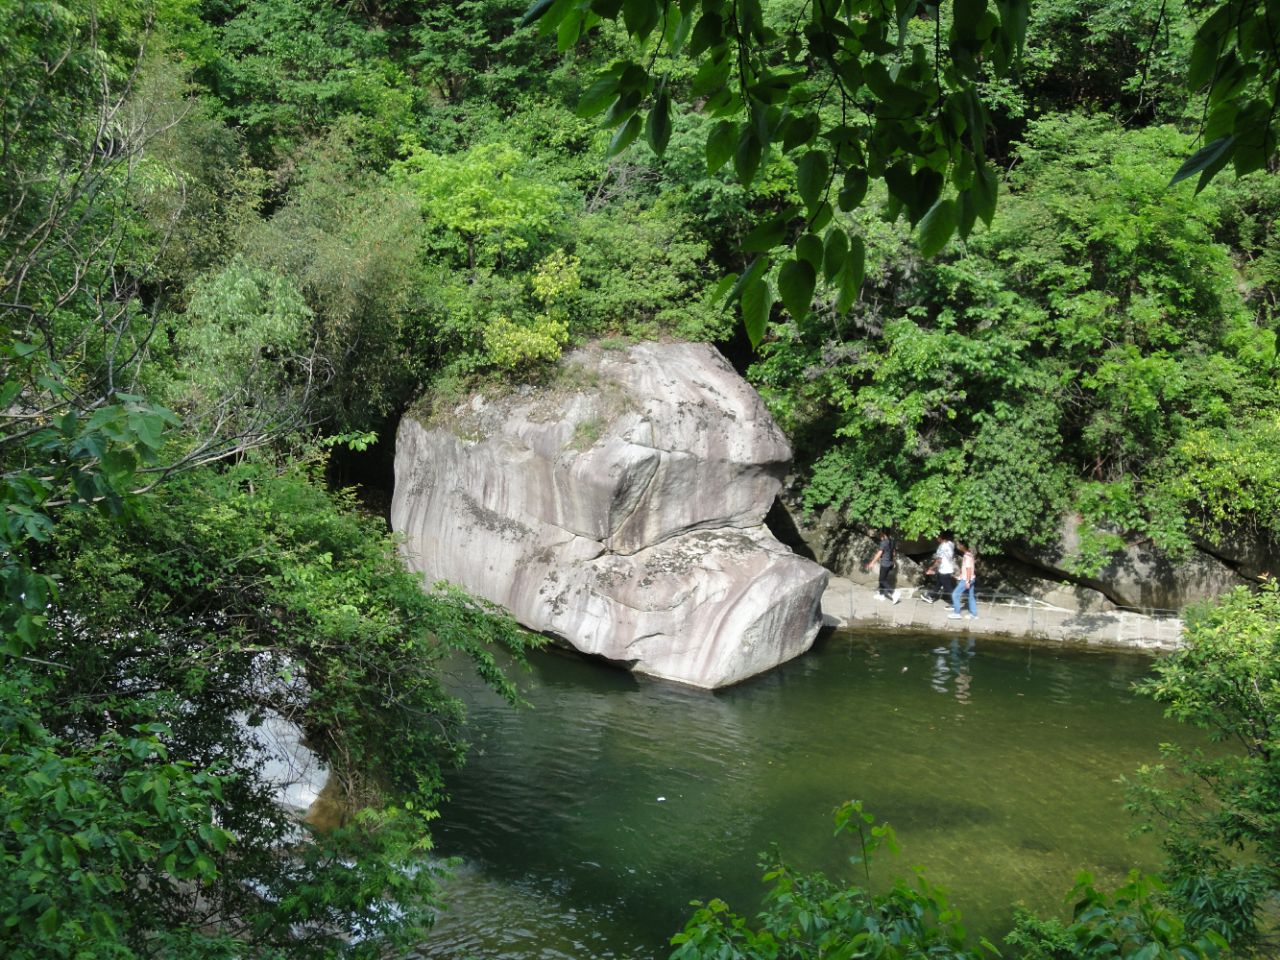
[524,0,1032,336]
[1174,0,1280,186]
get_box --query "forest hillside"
[2,0,1278,957]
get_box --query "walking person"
[921,531,955,603]
[948,543,978,620]
[865,528,901,604]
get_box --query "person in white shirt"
[921,532,955,603]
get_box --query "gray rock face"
[1009,516,1254,611]
[771,491,1265,614]
[392,342,828,688]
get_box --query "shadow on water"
[416,631,1178,959]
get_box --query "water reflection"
[424,633,1174,959]
[930,638,976,703]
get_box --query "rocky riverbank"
[820,576,1183,650]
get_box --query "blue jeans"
[952,579,976,616]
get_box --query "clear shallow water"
[416,632,1178,959]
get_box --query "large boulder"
[392,342,828,688]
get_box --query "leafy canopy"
[523,0,1029,342]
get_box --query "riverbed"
[415,631,1176,959]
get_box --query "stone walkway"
[821,576,1183,651]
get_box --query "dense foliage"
[98,0,1275,577]
[755,116,1279,556]
[1,1,531,956]
[1126,584,1280,947]
[4,0,1279,954]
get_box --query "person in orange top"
[948,543,977,620]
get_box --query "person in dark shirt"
[865,529,900,604]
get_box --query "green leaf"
[895,0,919,43]
[706,120,737,173]
[823,228,849,283]
[917,198,957,256]
[838,168,869,211]
[0,380,21,409]
[575,72,621,118]
[954,0,986,37]
[778,259,817,321]
[996,0,1029,58]
[708,272,739,306]
[796,150,829,211]
[520,0,559,27]
[836,236,865,312]
[781,112,820,153]
[1177,31,1218,90]
[741,218,787,253]
[735,128,763,187]
[1170,135,1236,187]
[603,89,641,127]
[623,0,660,39]
[689,11,723,56]
[957,188,979,238]
[740,0,766,42]
[38,906,59,937]
[646,91,672,156]
[725,255,770,306]
[741,208,799,252]
[796,233,823,269]
[741,277,772,349]
[557,7,584,50]
[907,168,944,224]
[606,114,642,159]
[973,161,999,226]
[669,6,693,54]
[809,200,834,232]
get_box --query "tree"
[746,117,1272,559]
[392,139,565,270]
[1126,583,1280,946]
[1169,0,1280,191]
[0,459,531,960]
[1,4,538,955]
[525,0,1280,344]
[521,0,1030,341]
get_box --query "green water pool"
[415,631,1178,958]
